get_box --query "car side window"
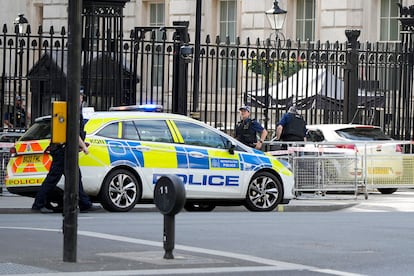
[122,121,139,140]
[96,122,119,138]
[19,119,51,141]
[307,129,324,142]
[134,120,173,143]
[174,120,226,149]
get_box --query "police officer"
[4,96,26,129]
[235,105,268,150]
[275,105,307,145]
[32,87,100,213]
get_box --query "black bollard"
[163,215,175,259]
[154,175,186,259]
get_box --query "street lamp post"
[14,14,28,129]
[263,1,287,131]
[265,0,287,43]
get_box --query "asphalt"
[0,187,361,276]
[0,187,359,214]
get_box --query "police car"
[5,111,294,212]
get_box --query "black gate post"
[343,30,360,123]
[172,21,189,115]
[82,0,130,110]
[398,4,414,141]
[192,0,202,114]
[263,38,271,130]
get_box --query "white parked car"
[305,124,403,194]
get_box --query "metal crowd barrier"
[0,145,12,194]
[264,141,414,199]
[364,143,414,192]
[0,130,25,193]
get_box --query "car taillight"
[9,147,16,157]
[336,144,357,151]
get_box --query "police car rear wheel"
[100,169,141,212]
[245,172,282,212]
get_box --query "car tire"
[184,202,216,212]
[99,169,141,212]
[244,171,283,212]
[377,188,398,194]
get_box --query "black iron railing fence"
[0,23,413,140]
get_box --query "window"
[150,3,165,86]
[174,121,227,149]
[296,0,315,41]
[134,120,173,143]
[150,3,165,31]
[20,118,51,141]
[122,121,140,140]
[380,0,401,41]
[97,122,119,139]
[220,0,237,43]
[336,128,391,141]
[306,130,324,142]
[219,0,237,88]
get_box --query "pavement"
[0,187,360,213]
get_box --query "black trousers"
[32,146,92,210]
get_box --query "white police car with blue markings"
[6,111,295,212]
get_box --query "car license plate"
[22,155,42,164]
[368,167,390,174]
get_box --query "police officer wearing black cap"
[4,95,26,129]
[32,87,100,213]
[235,105,268,150]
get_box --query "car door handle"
[189,151,206,158]
[135,146,150,152]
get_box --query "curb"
[0,192,358,213]
[0,203,357,214]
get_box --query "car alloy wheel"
[100,169,141,212]
[245,171,283,212]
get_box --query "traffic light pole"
[63,0,82,262]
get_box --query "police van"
[5,111,294,212]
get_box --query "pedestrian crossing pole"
[63,0,82,262]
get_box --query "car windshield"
[336,127,391,141]
[19,119,51,141]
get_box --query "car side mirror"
[226,140,235,154]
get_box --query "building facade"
[2,0,414,139]
[3,0,413,44]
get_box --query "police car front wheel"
[100,169,141,212]
[245,172,283,212]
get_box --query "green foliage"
[247,58,306,79]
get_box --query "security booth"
[28,51,68,120]
[81,53,138,110]
[28,51,137,121]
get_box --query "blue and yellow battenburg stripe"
[80,138,292,177]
